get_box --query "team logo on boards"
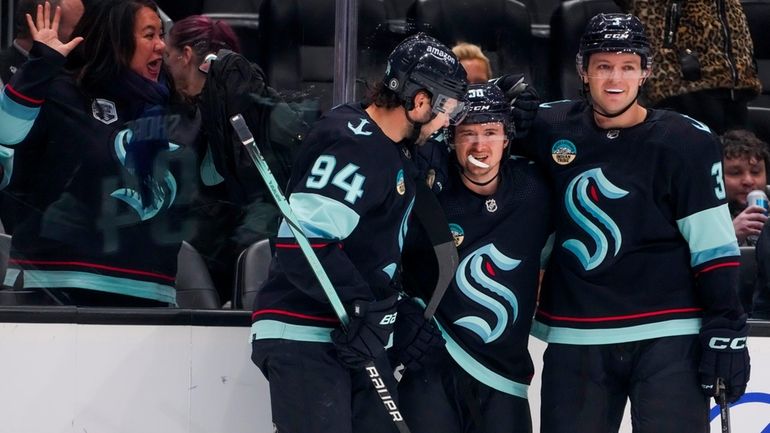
[396,169,406,195]
[92,98,118,125]
[454,243,521,343]
[551,139,576,165]
[563,168,628,271]
[449,223,465,247]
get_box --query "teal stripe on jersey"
[0,91,40,145]
[15,269,176,304]
[383,263,397,279]
[677,205,738,264]
[530,318,702,345]
[436,320,529,398]
[250,320,333,343]
[277,192,360,240]
[690,242,741,267]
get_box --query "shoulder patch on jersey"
[347,118,372,136]
[680,114,712,134]
[551,139,576,165]
[449,223,465,247]
[396,169,406,195]
[92,98,118,125]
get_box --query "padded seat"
[232,239,273,310]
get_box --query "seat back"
[203,13,262,64]
[176,241,221,309]
[414,0,534,82]
[548,0,621,99]
[741,0,770,107]
[233,239,273,310]
[747,106,770,145]
[258,0,387,115]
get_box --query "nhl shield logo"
[551,139,576,165]
[485,198,498,213]
[92,98,118,125]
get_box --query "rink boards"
[0,308,768,433]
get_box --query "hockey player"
[513,13,750,432]
[249,33,468,433]
[397,82,551,433]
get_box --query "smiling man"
[513,13,750,433]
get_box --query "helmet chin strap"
[405,106,437,146]
[456,159,501,187]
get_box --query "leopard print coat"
[616,0,761,105]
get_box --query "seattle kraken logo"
[347,118,372,136]
[111,128,179,221]
[454,244,520,344]
[563,168,628,271]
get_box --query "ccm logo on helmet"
[426,46,456,64]
[469,105,491,111]
[604,33,630,40]
[708,336,748,350]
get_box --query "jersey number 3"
[711,162,726,200]
[306,155,366,205]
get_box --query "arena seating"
[741,0,770,108]
[233,239,272,310]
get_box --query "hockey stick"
[230,114,411,433]
[717,377,731,433]
[411,180,459,320]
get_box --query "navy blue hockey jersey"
[402,156,551,398]
[516,100,741,344]
[250,103,416,342]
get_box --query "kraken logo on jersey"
[347,118,373,136]
[563,167,628,270]
[111,128,179,221]
[454,243,521,344]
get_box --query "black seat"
[548,0,621,100]
[258,0,387,115]
[747,106,770,145]
[517,0,560,25]
[176,241,221,309]
[414,0,534,82]
[202,0,263,13]
[232,239,273,310]
[741,0,770,108]
[203,13,261,64]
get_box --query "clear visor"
[432,94,469,125]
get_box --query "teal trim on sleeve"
[276,192,360,240]
[0,92,40,145]
[530,318,702,345]
[250,320,334,343]
[677,205,737,254]
[436,320,529,398]
[690,242,741,267]
[0,145,14,189]
[18,269,176,304]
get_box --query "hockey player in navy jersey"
[249,33,468,433]
[397,82,551,433]
[512,13,750,432]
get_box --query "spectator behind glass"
[722,129,770,245]
[0,0,83,86]
[614,0,761,134]
[164,16,305,303]
[0,0,197,307]
[452,42,492,84]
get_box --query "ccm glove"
[490,73,540,139]
[698,321,751,403]
[392,299,445,371]
[332,295,399,369]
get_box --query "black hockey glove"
[698,321,751,403]
[331,295,399,369]
[490,73,540,139]
[392,299,445,371]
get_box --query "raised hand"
[25,1,83,57]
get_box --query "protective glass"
[433,94,469,125]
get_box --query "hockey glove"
[392,299,445,371]
[331,295,399,369]
[698,322,751,403]
[490,73,540,139]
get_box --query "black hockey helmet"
[383,33,469,124]
[576,13,651,71]
[449,82,513,146]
